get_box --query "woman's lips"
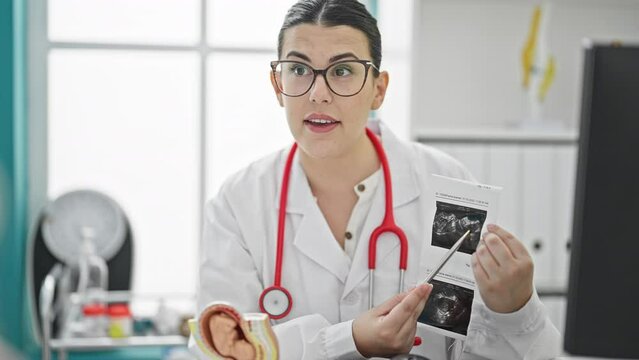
[304,112,338,122]
[303,113,340,134]
[304,119,340,133]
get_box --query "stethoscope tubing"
[257,142,298,320]
[275,142,298,288]
[366,128,409,309]
[261,128,409,319]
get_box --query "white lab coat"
[190,121,562,360]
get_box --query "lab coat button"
[345,231,353,240]
[357,184,366,192]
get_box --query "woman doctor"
[190,0,561,359]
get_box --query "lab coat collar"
[272,120,421,285]
[270,145,352,283]
[343,120,421,298]
[291,204,352,283]
[274,120,420,213]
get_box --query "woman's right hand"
[352,284,433,358]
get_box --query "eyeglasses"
[270,60,379,97]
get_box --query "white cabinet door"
[521,146,555,286]
[553,145,578,288]
[487,144,523,238]
[450,144,489,183]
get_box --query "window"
[43,0,296,297]
[41,0,402,298]
[48,49,200,294]
[48,0,201,45]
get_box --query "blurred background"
[1,0,638,359]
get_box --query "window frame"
[28,0,279,296]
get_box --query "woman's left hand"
[471,224,534,313]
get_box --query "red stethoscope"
[259,127,409,320]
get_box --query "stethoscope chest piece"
[259,285,292,320]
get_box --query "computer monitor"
[564,41,639,358]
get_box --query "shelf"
[49,335,187,351]
[537,284,568,297]
[414,127,579,145]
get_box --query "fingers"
[394,285,432,350]
[385,284,432,330]
[473,224,536,314]
[395,318,421,350]
[374,291,410,316]
[411,284,432,321]
[471,251,490,283]
[481,232,515,267]
[486,224,529,259]
[474,241,500,279]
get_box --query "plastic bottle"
[81,303,107,337]
[108,304,133,338]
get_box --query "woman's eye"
[289,65,309,76]
[333,66,352,77]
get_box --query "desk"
[49,336,187,360]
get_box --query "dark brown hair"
[277,0,381,76]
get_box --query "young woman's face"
[272,24,389,160]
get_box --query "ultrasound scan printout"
[417,175,502,339]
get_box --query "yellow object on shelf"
[107,304,132,338]
[521,5,541,89]
[521,3,556,104]
[539,55,556,101]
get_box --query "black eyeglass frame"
[270,59,380,97]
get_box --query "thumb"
[372,291,410,316]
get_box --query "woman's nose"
[308,74,333,104]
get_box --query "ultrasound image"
[417,279,474,336]
[432,201,487,255]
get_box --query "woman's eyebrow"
[285,51,361,63]
[286,51,311,62]
[329,52,360,63]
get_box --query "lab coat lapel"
[292,203,351,283]
[274,148,351,283]
[342,122,421,298]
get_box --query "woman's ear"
[270,72,284,107]
[370,71,389,111]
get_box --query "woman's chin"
[306,148,338,160]
[304,150,337,161]
[298,142,341,161]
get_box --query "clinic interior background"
[26,0,639,340]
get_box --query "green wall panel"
[0,0,29,354]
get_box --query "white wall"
[376,0,415,140]
[411,0,639,132]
